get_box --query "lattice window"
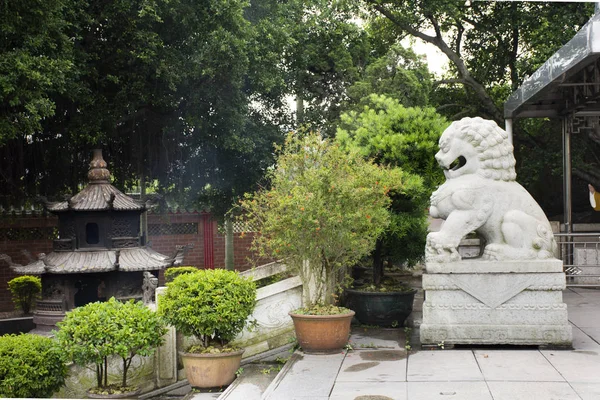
[0,227,58,241]
[217,220,258,234]
[147,223,198,236]
[111,218,136,237]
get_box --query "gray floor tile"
[577,327,600,344]
[336,349,407,382]
[487,381,581,400]
[407,350,483,382]
[569,310,600,328]
[348,327,404,349]
[542,350,600,382]
[407,381,493,400]
[264,352,345,399]
[474,350,564,381]
[571,382,600,400]
[329,381,407,400]
[571,325,600,351]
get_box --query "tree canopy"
[1,0,598,218]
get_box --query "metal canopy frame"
[504,7,600,287]
[504,11,600,234]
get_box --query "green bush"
[336,95,448,283]
[8,275,41,314]
[240,132,402,306]
[164,266,198,283]
[159,269,256,349]
[0,334,67,397]
[56,298,167,391]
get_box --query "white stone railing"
[232,261,302,357]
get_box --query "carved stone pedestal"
[420,260,572,347]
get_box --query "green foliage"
[336,95,446,278]
[164,266,198,283]
[56,298,167,389]
[0,334,67,398]
[337,94,448,192]
[241,132,405,306]
[0,0,284,214]
[7,275,41,314]
[346,45,433,110]
[0,0,74,144]
[158,269,257,349]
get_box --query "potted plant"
[337,95,448,327]
[241,132,401,353]
[158,268,256,388]
[56,297,167,398]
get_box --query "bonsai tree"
[8,275,41,314]
[56,298,167,395]
[158,268,257,351]
[337,94,448,287]
[241,132,403,308]
[0,334,67,398]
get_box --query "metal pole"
[505,119,513,144]
[563,117,573,234]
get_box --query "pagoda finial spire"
[88,149,111,183]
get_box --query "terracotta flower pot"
[289,311,355,354]
[180,349,244,388]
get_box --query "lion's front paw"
[426,233,461,263]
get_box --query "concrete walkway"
[260,287,600,400]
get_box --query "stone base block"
[420,324,572,346]
[420,262,572,347]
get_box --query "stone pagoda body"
[9,149,185,332]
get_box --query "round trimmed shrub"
[0,333,67,397]
[8,275,41,314]
[164,266,198,283]
[159,269,256,349]
[56,298,167,390]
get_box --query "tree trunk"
[122,357,130,387]
[369,2,504,124]
[372,239,384,286]
[296,95,304,127]
[96,364,102,388]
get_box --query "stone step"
[218,363,280,400]
[216,345,294,400]
[261,351,345,400]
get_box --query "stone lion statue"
[426,117,557,263]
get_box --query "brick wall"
[213,231,268,270]
[0,215,57,313]
[0,211,264,313]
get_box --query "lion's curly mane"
[443,117,517,182]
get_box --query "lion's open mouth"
[442,156,467,171]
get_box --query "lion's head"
[435,117,516,181]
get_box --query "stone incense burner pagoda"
[9,149,185,332]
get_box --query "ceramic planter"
[345,288,416,327]
[289,311,355,354]
[179,349,244,388]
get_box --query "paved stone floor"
[260,287,600,400]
